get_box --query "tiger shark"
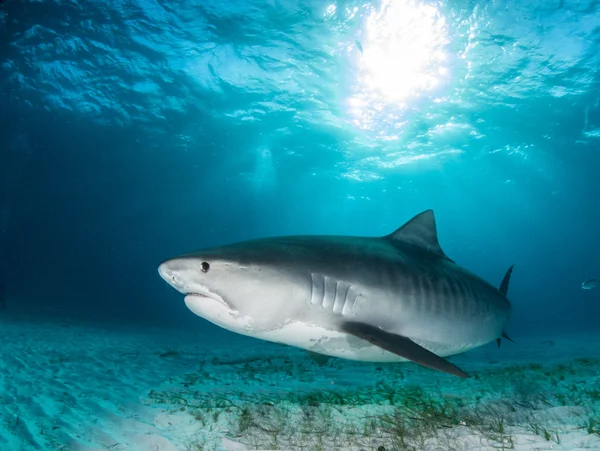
[158,210,514,378]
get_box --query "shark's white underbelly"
[254,321,481,362]
[184,296,485,362]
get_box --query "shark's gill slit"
[310,273,325,306]
[342,289,358,317]
[333,282,350,314]
[323,276,336,309]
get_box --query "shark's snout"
[158,261,171,281]
[158,257,232,311]
[158,260,187,294]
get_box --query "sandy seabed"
[0,314,599,451]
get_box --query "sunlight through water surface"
[347,0,450,136]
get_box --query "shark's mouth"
[185,289,230,308]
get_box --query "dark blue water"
[1,0,599,340]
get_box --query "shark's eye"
[201,262,210,273]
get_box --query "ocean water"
[1,0,600,449]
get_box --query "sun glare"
[348,0,449,131]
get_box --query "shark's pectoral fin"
[341,321,470,379]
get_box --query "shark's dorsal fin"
[387,210,451,261]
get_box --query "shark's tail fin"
[497,265,515,348]
[499,264,515,296]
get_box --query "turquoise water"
[1,1,600,449]
[2,0,599,333]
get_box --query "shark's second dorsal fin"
[386,210,451,261]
